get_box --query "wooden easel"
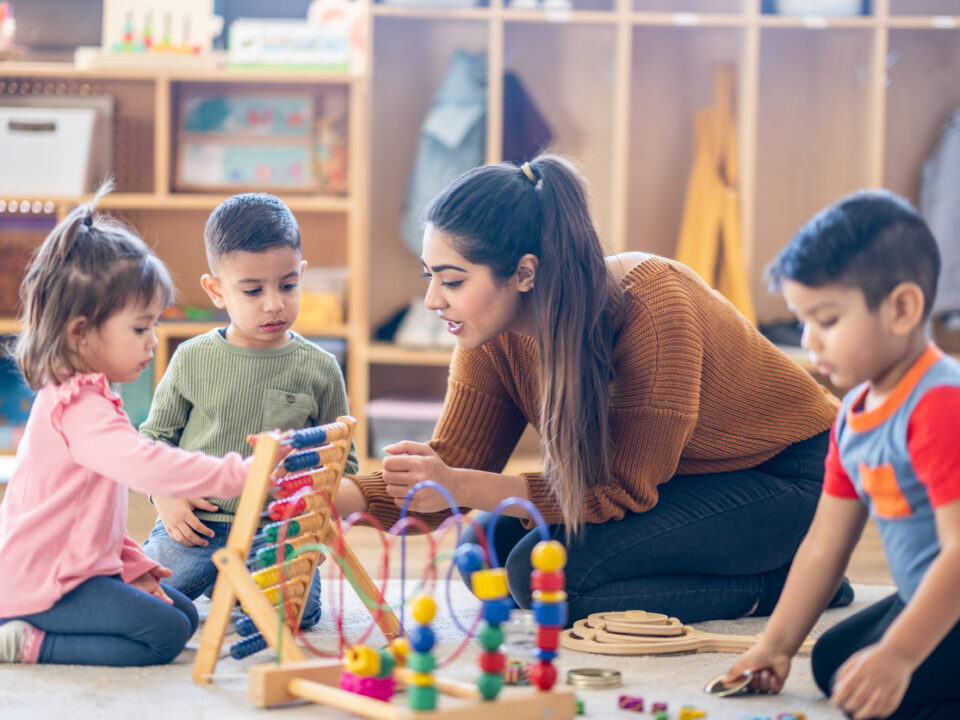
[192,416,401,683]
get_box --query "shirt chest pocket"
[859,462,913,519]
[261,389,317,432]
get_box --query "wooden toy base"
[249,659,577,720]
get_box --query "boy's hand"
[830,643,911,719]
[723,639,792,694]
[154,495,219,547]
[130,566,173,604]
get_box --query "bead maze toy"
[560,610,815,655]
[227,485,577,719]
[193,416,401,682]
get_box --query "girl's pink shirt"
[0,373,251,617]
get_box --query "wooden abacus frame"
[192,416,401,683]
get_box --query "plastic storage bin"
[365,396,444,458]
[0,107,99,196]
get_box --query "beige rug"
[0,581,895,719]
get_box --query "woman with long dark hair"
[337,154,850,623]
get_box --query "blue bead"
[408,624,436,653]
[235,614,257,637]
[455,543,485,578]
[532,647,558,662]
[481,598,513,624]
[284,449,319,472]
[230,633,267,659]
[290,426,327,449]
[532,601,568,627]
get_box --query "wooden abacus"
[192,416,401,683]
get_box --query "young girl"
[0,185,252,667]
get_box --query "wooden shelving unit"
[4,0,960,465]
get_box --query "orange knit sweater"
[356,256,838,529]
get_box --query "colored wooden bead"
[407,624,435,653]
[529,660,558,690]
[532,599,568,627]
[618,695,644,712]
[407,671,435,687]
[654,713,669,720]
[477,670,504,700]
[481,598,513,624]
[537,624,561,650]
[345,644,380,676]
[471,568,509,600]
[389,636,410,664]
[235,614,257,637]
[455,543,486,578]
[575,697,585,715]
[376,648,396,678]
[532,589,568,604]
[229,633,266,659]
[532,647,558,662]
[679,707,707,719]
[406,651,436,673]
[776,715,804,720]
[477,621,505,651]
[531,570,565,592]
[408,684,437,711]
[411,594,437,624]
[479,650,506,674]
[531,540,566,572]
[340,671,396,701]
[652,701,668,712]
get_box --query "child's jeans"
[2,574,198,665]
[143,520,322,629]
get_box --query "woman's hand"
[830,643,912,719]
[130,566,173,605]
[722,639,792,694]
[382,441,459,513]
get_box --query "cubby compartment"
[883,29,960,202]
[889,0,960,16]
[634,0,744,14]
[504,21,619,245]
[625,25,744,259]
[754,27,876,321]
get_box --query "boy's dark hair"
[204,193,301,270]
[766,190,941,318]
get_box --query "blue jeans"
[143,520,322,629]
[1,575,198,666]
[460,431,830,624]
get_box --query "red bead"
[531,570,565,592]
[529,661,557,690]
[479,651,506,674]
[537,625,561,651]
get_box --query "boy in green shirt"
[141,193,357,628]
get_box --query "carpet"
[0,582,896,719]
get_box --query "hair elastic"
[520,162,537,184]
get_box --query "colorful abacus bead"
[229,633,267,659]
[652,701,668,712]
[679,707,707,719]
[618,695,644,712]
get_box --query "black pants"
[813,593,960,719]
[460,431,829,623]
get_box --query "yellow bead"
[389,636,410,663]
[408,671,435,687]
[471,568,509,600]
[411,594,437,624]
[531,540,567,572]
[532,589,568,604]
[345,644,380,676]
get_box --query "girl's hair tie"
[520,162,538,185]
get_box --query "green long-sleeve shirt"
[140,328,359,522]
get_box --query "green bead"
[477,621,504,652]
[406,651,436,672]
[477,671,503,700]
[376,648,395,678]
[408,685,437,710]
[576,698,585,715]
